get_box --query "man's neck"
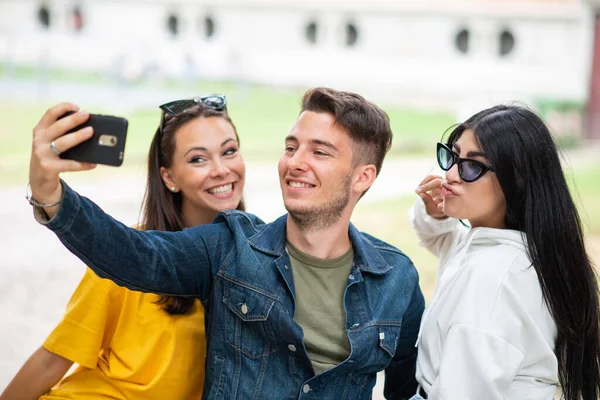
[285,213,352,259]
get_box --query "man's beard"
[286,173,351,231]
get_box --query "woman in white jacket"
[407,105,600,400]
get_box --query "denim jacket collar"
[248,214,393,275]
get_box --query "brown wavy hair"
[139,104,244,315]
[300,87,392,176]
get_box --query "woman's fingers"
[416,174,446,218]
[418,174,441,186]
[416,176,442,194]
[420,179,442,193]
[419,192,444,216]
[418,191,436,209]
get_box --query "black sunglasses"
[158,94,227,133]
[436,142,494,183]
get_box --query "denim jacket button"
[288,344,297,352]
[303,384,310,393]
[241,303,248,315]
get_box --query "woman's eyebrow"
[466,150,486,157]
[185,146,207,156]
[453,143,486,158]
[221,138,237,147]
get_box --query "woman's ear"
[160,167,179,193]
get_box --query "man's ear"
[352,164,377,194]
[160,167,179,193]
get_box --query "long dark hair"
[447,105,600,399]
[140,104,245,315]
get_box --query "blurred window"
[305,21,318,45]
[455,28,470,54]
[203,16,215,39]
[499,30,515,56]
[37,4,50,29]
[345,22,358,47]
[167,14,179,37]
[72,6,84,32]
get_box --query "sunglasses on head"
[158,94,227,134]
[436,142,494,183]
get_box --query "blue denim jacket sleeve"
[42,180,230,299]
[384,281,425,399]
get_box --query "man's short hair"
[300,87,393,176]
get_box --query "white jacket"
[409,200,558,400]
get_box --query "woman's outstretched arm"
[0,347,73,400]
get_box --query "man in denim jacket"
[28,88,425,399]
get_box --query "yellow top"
[40,268,205,400]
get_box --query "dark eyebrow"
[221,138,236,147]
[285,135,338,152]
[185,147,207,155]
[452,143,486,158]
[184,138,237,156]
[311,139,338,152]
[466,150,486,158]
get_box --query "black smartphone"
[59,112,129,167]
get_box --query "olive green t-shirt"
[287,241,354,375]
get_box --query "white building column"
[585,0,600,139]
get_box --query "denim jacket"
[41,182,425,399]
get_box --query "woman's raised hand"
[29,103,97,216]
[416,175,447,219]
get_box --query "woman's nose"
[210,160,230,178]
[445,162,462,183]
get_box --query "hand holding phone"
[58,111,129,166]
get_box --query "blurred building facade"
[0,0,597,138]
[587,0,600,138]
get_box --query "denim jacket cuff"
[33,179,81,234]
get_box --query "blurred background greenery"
[1,76,598,302]
[0,74,456,181]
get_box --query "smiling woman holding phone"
[1,95,246,400]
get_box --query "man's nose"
[287,149,308,171]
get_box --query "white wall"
[0,0,594,111]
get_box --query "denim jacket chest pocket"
[222,279,284,358]
[349,322,402,376]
